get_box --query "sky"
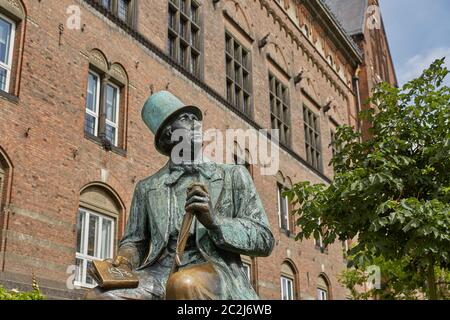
[379,0,450,86]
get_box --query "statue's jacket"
[119,161,275,300]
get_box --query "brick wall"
[0,0,369,300]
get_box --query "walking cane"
[169,183,202,276]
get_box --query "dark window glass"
[225,32,252,116]
[269,74,290,146]
[167,0,202,77]
[303,106,322,171]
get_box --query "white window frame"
[281,276,294,300]
[104,82,120,147]
[243,262,251,283]
[0,14,16,92]
[277,184,289,231]
[85,71,101,137]
[74,208,115,289]
[318,287,328,300]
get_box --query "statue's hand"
[112,255,133,270]
[185,183,217,230]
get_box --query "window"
[281,262,297,300]
[117,0,130,22]
[85,71,100,137]
[225,32,252,116]
[277,183,289,231]
[0,14,15,92]
[304,106,322,171]
[84,69,123,148]
[243,262,251,282]
[0,150,11,212]
[317,276,330,300]
[330,130,337,158]
[75,208,115,288]
[98,0,134,25]
[281,276,294,300]
[269,74,290,146]
[314,218,328,252]
[241,255,258,291]
[168,0,201,77]
[0,163,5,209]
[105,83,120,146]
[233,148,253,179]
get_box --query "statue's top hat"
[142,91,203,156]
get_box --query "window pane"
[105,84,118,123]
[118,0,129,22]
[86,73,98,113]
[85,260,96,285]
[279,185,288,230]
[101,219,113,259]
[76,210,86,254]
[87,214,99,257]
[101,0,112,10]
[85,114,96,136]
[105,124,117,146]
[0,18,12,64]
[0,67,7,91]
[75,258,84,284]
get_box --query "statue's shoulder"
[214,162,252,184]
[136,163,170,192]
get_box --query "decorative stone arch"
[317,272,333,300]
[109,62,129,86]
[281,259,300,300]
[222,0,254,40]
[89,49,109,74]
[0,0,26,21]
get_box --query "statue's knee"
[167,272,197,293]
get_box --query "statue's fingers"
[185,195,209,206]
[185,202,209,213]
[186,188,209,198]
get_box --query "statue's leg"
[165,262,221,300]
[84,268,166,300]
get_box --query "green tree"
[0,286,44,300]
[285,59,450,300]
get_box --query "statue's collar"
[165,157,217,185]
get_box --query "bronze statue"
[85,91,275,300]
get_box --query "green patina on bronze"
[86,91,274,300]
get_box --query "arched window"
[0,161,5,210]
[281,261,297,300]
[240,255,258,292]
[75,184,123,288]
[233,142,254,179]
[276,172,293,232]
[317,275,331,300]
[85,49,129,151]
[0,148,12,212]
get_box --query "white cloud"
[397,47,450,86]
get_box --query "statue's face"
[160,111,202,156]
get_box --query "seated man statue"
[85,91,274,300]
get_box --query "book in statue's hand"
[88,259,139,290]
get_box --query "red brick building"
[0,0,395,299]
